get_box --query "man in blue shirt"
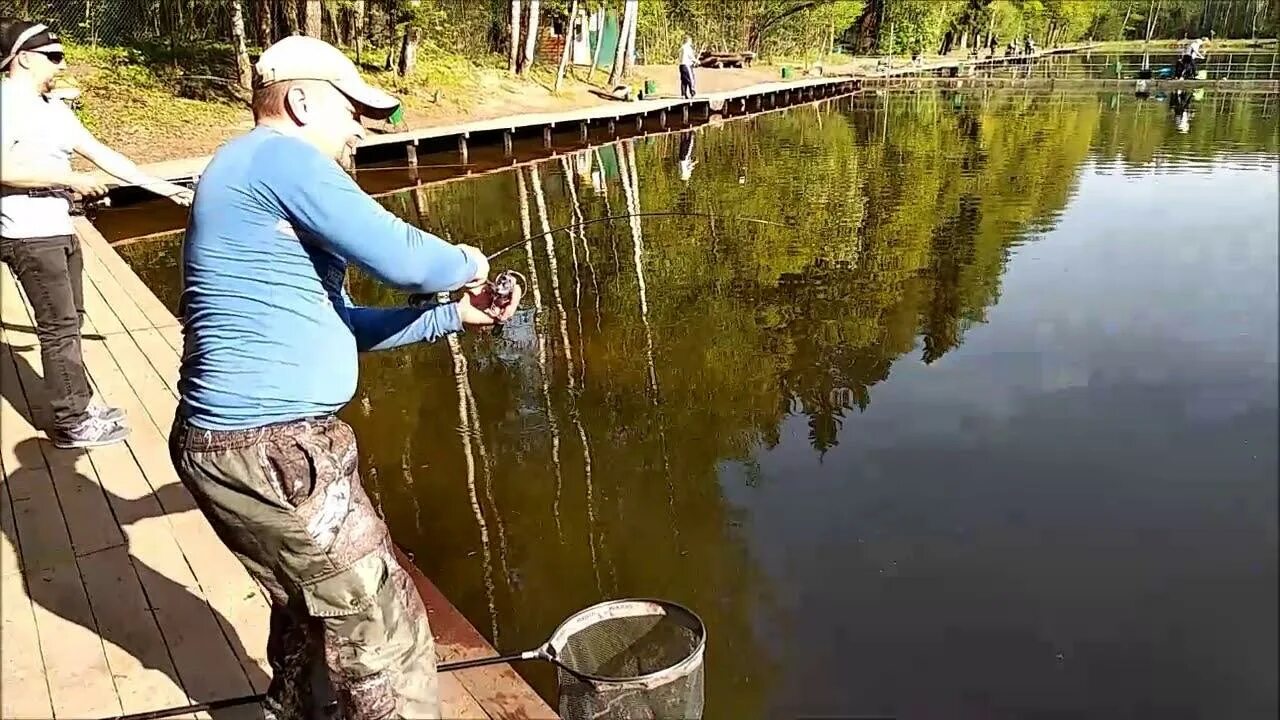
[169,36,520,719]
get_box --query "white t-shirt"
[0,80,91,239]
[679,42,697,67]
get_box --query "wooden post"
[659,110,667,127]
[579,122,588,142]
[635,114,643,131]
[457,134,469,164]
[608,118,616,134]
[543,126,553,148]
[503,130,514,157]
[682,105,689,123]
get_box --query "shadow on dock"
[1,340,270,719]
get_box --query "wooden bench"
[699,51,755,68]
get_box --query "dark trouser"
[679,64,696,99]
[1180,54,1198,78]
[0,234,91,429]
[169,415,439,720]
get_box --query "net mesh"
[549,600,705,720]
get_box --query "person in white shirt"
[0,17,193,448]
[679,36,697,99]
[1180,37,1208,79]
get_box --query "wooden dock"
[97,74,861,207]
[0,219,555,718]
[857,43,1100,79]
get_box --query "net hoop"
[546,598,707,692]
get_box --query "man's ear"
[283,84,310,125]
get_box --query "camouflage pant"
[170,415,439,720]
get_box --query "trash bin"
[644,79,657,96]
[781,66,793,79]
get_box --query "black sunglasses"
[33,49,64,64]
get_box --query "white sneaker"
[86,396,125,422]
[51,416,129,449]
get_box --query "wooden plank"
[395,547,557,720]
[78,232,153,332]
[1,340,121,718]
[80,339,271,697]
[0,557,56,719]
[100,332,176,439]
[75,219,179,330]
[0,467,56,720]
[439,672,490,720]
[78,544,190,714]
[77,268,127,337]
[130,327,180,398]
[0,472,20,579]
[0,279,125,561]
[160,324,185,356]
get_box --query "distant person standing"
[679,36,697,99]
[1180,37,1208,79]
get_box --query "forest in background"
[2,0,1276,91]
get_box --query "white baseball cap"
[255,35,400,119]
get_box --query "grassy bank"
[60,39,868,168]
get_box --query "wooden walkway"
[0,219,554,718]
[94,74,862,200]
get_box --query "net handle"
[439,647,597,683]
[437,648,544,673]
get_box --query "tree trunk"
[509,1,522,73]
[398,25,419,77]
[620,0,638,76]
[231,0,253,90]
[1119,2,1133,39]
[554,0,580,92]
[608,1,636,86]
[521,0,541,74]
[385,5,397,70]
[588,6,605,81]
[280,0,299,36]
[254,0,274,44]
[353,0,365,62]
[302,0,323,37]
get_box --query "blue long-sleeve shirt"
[177,126,477,430]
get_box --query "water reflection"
[119,91,1278,717]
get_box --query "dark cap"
[1,19,63,70]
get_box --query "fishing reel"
[27,187,111,217]
[408,269,526,326]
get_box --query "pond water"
[119,90,1279,718]
[978,50,1278,80]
